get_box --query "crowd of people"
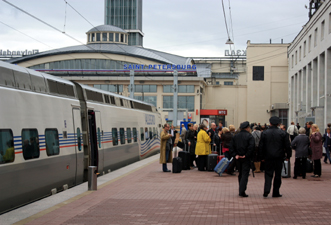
[159,118,331,198]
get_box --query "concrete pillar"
[291,76,295,121]
[298,71,302,109]
[326,48,331,126]
[312,58,318,107]
[129,70,134,99]
[307,63,312,112]
[294,73,298,122]
[173,70,178,126]
[315,107,324,131]
[319,53,325,107]
[302,67,307,105]
[300,67,307,126]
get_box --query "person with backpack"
[287,122,298,142]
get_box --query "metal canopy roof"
[8,43,192,66]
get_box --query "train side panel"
[0,87,83,213]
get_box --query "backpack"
[252,131,260,147]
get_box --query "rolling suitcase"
[281,160,291,178]
[214,157,233,176]
[207,154,218,171]
[172,147,182,173]
[178,143,190,170]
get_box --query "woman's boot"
[254,161,261,173]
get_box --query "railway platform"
[2,152,331,225]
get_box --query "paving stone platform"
[5,152,331,225]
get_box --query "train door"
[88,110,99,170]
[95,111,104,173]
[72,107,83,184]
[137,128,142,160]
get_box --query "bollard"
[88,166,97,191]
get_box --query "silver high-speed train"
[0,61,162,214]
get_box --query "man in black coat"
[208,123,217,151]
[186,123,196,167]
[259,116,291,198]
[305,121,313,137]
[230,121,255,197]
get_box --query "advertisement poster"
[201,118,210,129]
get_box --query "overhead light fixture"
[226,38,234,45]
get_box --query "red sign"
[200,109,227,116]
[218,110,227,115]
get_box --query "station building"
[288,0,331,129]
[7,24,290,128]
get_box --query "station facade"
[288,0,331,130]
[7,24,290,128]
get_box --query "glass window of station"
[29,59,130,71]
[163,85,194,93]
[163,96,194,111]
[133,85,157,93]
[94,84,123,93]
[224,81,233,85]
[134,96,157,107]
[87,31,128,45]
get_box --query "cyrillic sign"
[124,64,197,70]
[225,50,246,56]
[0,49,39,57]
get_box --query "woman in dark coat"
[291,127,310,179]
[213,128,223,154]
[310,124,323,178]
[186,123,196,168]
[221,127,235,175]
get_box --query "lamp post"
[226,38,234,76]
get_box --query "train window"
[77,128,82,151]
[97,127,101,148]
[144,127,149,141]
[110,96,115,105]
[120,99,124,106]
[149,128,152,140]
[153,128,156,139]
[45,129,60,156]
[22,129,40,160]
[112,128,118,146]
[104,95,110,104]
[133,128,137,142]
[127,128,132,143]
[0,129,15,164]
[140,128,144,141]
[119,128,125,144]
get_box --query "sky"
[0,0,309,57]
